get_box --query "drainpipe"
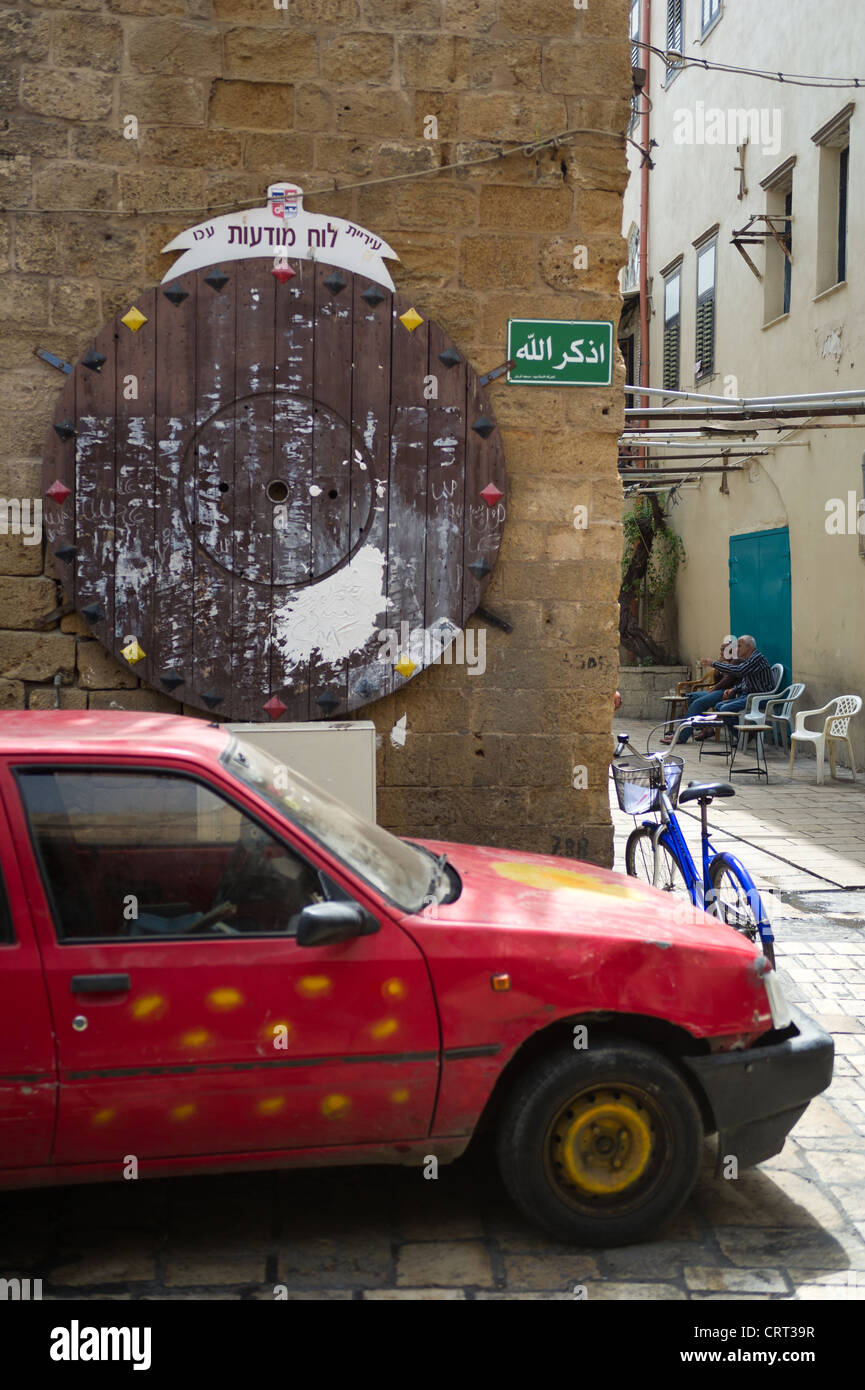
[639,0,651,428]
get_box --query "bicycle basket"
[611,755,683,814]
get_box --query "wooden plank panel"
[347,280,393,710]
[461,376,506,625]
[74,321,118,655]
[229,260,276,722]
[306,263,354,718]
[152,272,197,702]
[114,288,156,691]
[387,299,430,696]
[192,268,237,712]
[425,323,467,665]
[270,259,315,719]
[43,373,77,587]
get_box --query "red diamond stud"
[272,261,296,284]
[46,479,71,503]
[263,695,287,720]
[480,482,503,507]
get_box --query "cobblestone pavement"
[4,726,865,1301]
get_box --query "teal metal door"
[729,528,792,683]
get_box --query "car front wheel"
[495,1037,702,1246]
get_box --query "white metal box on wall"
[227,722,377,821]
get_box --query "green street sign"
[507,319,614,386]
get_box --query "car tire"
[495,1037,703,1247]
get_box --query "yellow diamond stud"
[394,655,417,679]
[399,307,423,333]
[121,638,146,665]
[121,306,148,333]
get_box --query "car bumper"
[682,1005,835,1174]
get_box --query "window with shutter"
[695,239,716,379]
[666,0,683,79]
[663,268,681,392]
[702,0,721,33]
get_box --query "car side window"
[16,768,328,943]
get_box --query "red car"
[0,713,832,1246]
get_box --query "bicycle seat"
[678,780,735,804]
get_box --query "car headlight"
[760,960,791,1029]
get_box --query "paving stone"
[364,1288,467,1299]
[278,1233,393,1288]
[396,1241,494,1287]
[163,1247,268,1286]
[715,1226,865,1269]
[788,1095,855,1137]
[582,1281,686,1300]
[47,1236,156,1286]
[804,1149,865,1185]
[597,1241,707,1279]
[684,1266,788,1293]
[500,1253,600,1290]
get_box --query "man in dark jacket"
[709,635,775,733]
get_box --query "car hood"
[410,838,753,955]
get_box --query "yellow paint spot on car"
[381,978,406,1000]
[180,1028,210,1048]
[321,1093,350,1118]
[261,1019,294,1047]
[130,994,166,1021]
[370,1017,399,1040]
[207,987,243,1012]
[171,1103,196,1121]
[257,1097,285,1116]
[490,861,644,899]
[390,1087,410,1105]
[297,975,332,999]
[92,1108,115,1126]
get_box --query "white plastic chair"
[736,664,786,751]
[788,695,862,784]
[760,683,805,748]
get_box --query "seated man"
[666,641,744,744]
[708,635,775,734]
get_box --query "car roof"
[0,711,231,759]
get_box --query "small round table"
[729,723,770,782]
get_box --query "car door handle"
[70,974,131,994]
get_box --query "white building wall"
[622,0,865,762]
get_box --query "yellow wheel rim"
[549,1088,656,1198]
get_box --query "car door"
[0,784,57,1170]
[5,758,440,1168]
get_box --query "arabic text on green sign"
[507,319,614,386]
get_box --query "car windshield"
[221,735,433,913]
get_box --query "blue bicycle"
[612,720,776,968]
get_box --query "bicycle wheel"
[708,854,775,968]
[625,826,691,901]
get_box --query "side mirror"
[293,901,380,948]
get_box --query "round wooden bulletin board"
[42,258,506,721]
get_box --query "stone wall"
[0,0,631,864]
[617,666,692,723]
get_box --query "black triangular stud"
[362,284,386,307]
[324,272,347,294]
[316,690,341,715]
[163,283,189,306]
[201,690,223,708]
[471,416,495,439]
[469,559,492,581]
[204,270,229,292]
[54,545,77,563]
[354,679,375,699]
[53,420,76,441]
[438,347,461,369]
[82,350,106,372]
[81,603,105,624]
[159,670,184,691]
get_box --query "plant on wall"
[619,492,686,663]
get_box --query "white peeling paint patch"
[309,484,322,497]
[271,544,387,666]
[390,714,407,748]
[433,436,459,449]
[127,418,149,448]
[376,482,387,499]
[364,413,376,451]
